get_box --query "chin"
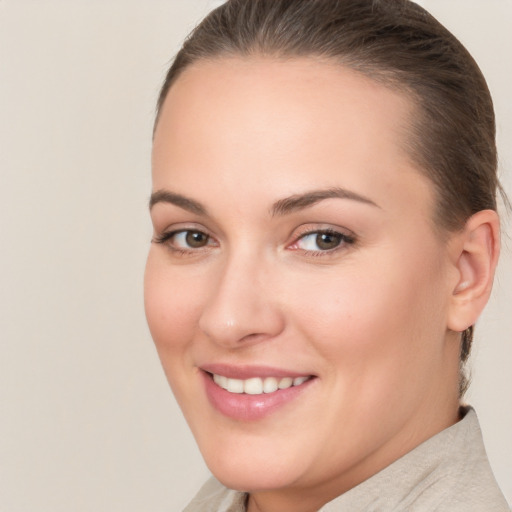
[198,434,308,492]
[210,461,300,493]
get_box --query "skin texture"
[145,58,499,512]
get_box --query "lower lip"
[202,372,315,421]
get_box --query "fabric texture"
[183,407,510,512]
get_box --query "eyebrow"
[149,189,207,215]
[149,186,380,217]
[270,187,380,216]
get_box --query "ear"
[447,209,500,333]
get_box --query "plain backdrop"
[0,1,510,511]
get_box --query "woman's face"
[145,58,460,505]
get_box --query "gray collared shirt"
[183,407,510,511]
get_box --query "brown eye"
[292,229,354,253]
[315,232,342,250]
[184,230,209,248]
[153,229,213,250]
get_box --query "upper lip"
[200,363,313,380]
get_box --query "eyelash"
[152,229,216,255]
[289,228,356,257]
[152,227,356,257]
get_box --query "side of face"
[145,58,464,505]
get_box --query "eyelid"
[290,223,355,241]
[287,224,356,254]
[152,224,219,252]
[152,221,213,239]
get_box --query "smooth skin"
[145,58,499,512]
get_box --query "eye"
[174,230,210,249]
[290,229,354,253]
[153,229,215,251]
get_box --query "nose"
[198,253,285,348]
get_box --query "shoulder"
[401,407,510,512]
[321,407,510,512]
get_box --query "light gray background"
[0,1,510,511]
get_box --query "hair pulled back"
[155,0,503,394]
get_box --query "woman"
[144,0,510,510]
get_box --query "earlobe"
[448,210,500,333]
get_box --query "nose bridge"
[198,246,284,347]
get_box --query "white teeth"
[244,377,263,395]
[262,377,278,393]
[278,377,293,389]
[212,374,310,395]
[213,374,228,388]
[293,376,308,386]
[226,378,244,393]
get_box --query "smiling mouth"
[210,373,313,395]
[202,368,316,420]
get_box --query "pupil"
[316,232,341,250]
[186,231,207,248]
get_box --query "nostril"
[238,332,268,344]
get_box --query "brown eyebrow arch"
[149,189,207,216]
[271,187,380,216]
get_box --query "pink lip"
[200,368,315,422]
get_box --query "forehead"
[155,56,414,153]
[152,57,434,220]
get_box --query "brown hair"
[155,0,504,394]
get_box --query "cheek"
[289,247,448,384]
[144,251,205,372]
